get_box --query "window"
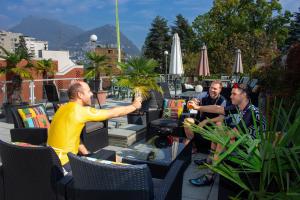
[108,50,113,54]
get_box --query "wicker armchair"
[10,104,49,145]
[0,140,72,200]
[67,153,185,200]
[0,164,4,200]
[10,104,109,153]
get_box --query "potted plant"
[0,45,33,123]
[185,100,300,199]
[84,52,111,105]
[116,56,162,124]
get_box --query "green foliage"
[116,56,162,99]
[171,14,197,53]
[0,45,33,104]
[185,100,300,199]
[182,52,199,76]
[143,16,171,73]
[15,36,33,60]
[34,59,56,78]
[192,0,291,74]
[0,45,32,79]
[84,51,111,80]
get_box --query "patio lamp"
[90,34,97,92]
[164,50,169,82]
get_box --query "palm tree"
[84,52,111,91]
[0,46,33,104]
[34,59,57,80]
[116,56,162,99]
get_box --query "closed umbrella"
[233,49,243,74]
[169,33,184,96]
[198,45,210,76]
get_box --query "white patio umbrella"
[197,45,210,77]
[233,49,243,74]
[169,33,184,95]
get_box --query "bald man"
[47,81,142,170]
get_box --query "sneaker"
[189,174,214,187]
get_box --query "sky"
[0,0,299,49]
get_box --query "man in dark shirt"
[184,80,227,155]
[188,83,265,187]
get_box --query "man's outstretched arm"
[189,101,225,115]
[84,97,142,122]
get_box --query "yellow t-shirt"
[47,102,109,165]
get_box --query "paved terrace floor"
[0,97,219,200]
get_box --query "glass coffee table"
[117,135,192,178]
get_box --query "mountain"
[9,16,84,50]
[63,24,140,57]
[9,16,140,57]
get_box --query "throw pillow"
[162,99,186,120]
[17,106,50,128]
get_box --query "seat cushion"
[85,122,105,133]
[150,119,178,128]
[17,106,50,128]
[162,99,186,120]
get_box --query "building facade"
[94,46,125,75]
[0,30,48,58]
[0,30,22,55]
[24,36,48,58]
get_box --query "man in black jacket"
[184,80,227,159]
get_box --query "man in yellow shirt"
[47,81,142,169]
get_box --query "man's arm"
[189,100,225,115]
[82,97,142,122]
[106,104,138,119]
[78,144,90,155]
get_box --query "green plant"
[84,52,111,80]
[34,58,57,79]
[186,100,300,199]
[0,45,33,104]
[116,56,162,99]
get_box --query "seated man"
[184,80,227,157]
[187,83,266,186]
[47,81,142,171]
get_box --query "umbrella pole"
[174,77,177,97]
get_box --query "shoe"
[194,158,208,166]
[189,174,214,187]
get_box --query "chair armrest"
[10,128,48,145]
[0,165,4,200]
[146,109,162,123]
[57,173,73,200]
[155,160,185,200]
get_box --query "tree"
[0,46,33,104]
[84,52,111,91]
[34,59,57,79]
[171,14,197,53]
[192,0,291,74]
[143,16,171,73]
[15,36,32,60]
[286,8,300,47]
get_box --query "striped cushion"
[17,106,50,128]
[162,99,186,120]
